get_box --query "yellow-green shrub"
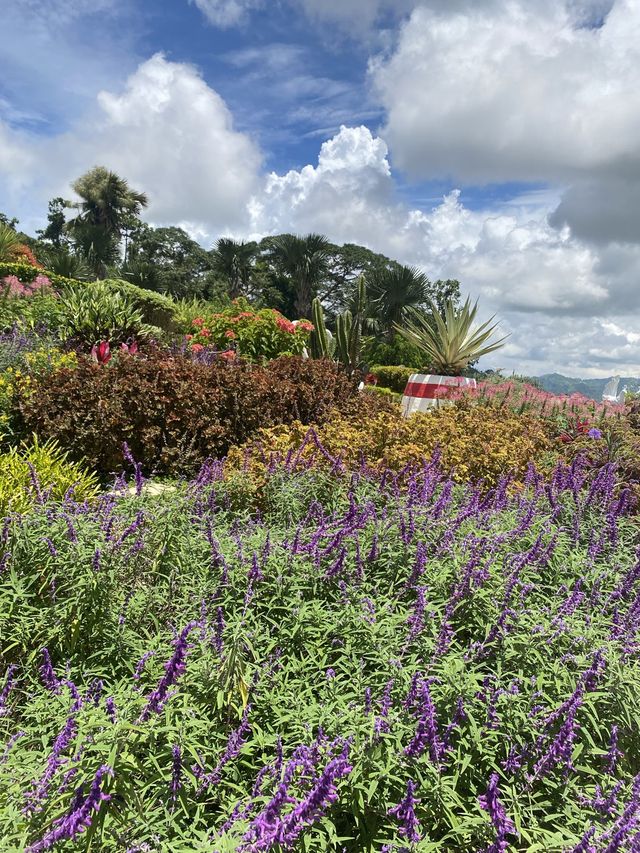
[0,439,99,515]
[228,403,552,488]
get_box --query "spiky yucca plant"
[395,297,508,376]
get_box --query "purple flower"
[478,773,516,853]
[139,622,198,721]
[195,707,251,792]
[388,780,421,843]
[133,651,155,684]
[27,765,113,852]
[325,668,336,680]
[0,664,17,716]
[39,649,60,694]
[588,428,603,439]
[170,745,182,808]
[606,725,622,775]
[404,679,442,764]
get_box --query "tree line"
[1,165,460,350]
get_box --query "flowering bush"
[186,299,313,361]
[0,454,638,849]
[450,379,624,431]
[15,355,358,476]
[229,403,552,488]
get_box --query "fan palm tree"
[396,297,509,376]
[268,233,331,319]
[368,265,431,338]
[211,238,256,299]
[67,167,148,278]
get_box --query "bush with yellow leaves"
[227,401,553,489]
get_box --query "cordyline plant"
[0,444,639,850]
[395,296,509,376]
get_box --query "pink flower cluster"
[1,274,52,297]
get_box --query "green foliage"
[96,278,180,333]
[309,296,333,359]
[370,364,414,393]
[334,275,367,376]
[362,334,424,369]
[66,166,149,277]
[124,224,217,298]
[0,437,98,514]
[211,238,257,299]
[396,297,509,376]
[0,223,22,263]
[268,233,331,319]
[57,282,153,346]
[15,354,358,477]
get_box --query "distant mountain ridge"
[534,373,640,401]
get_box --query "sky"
[1,0,639,377]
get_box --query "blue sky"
[1,0,639,377]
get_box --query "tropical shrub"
[371,365,414,393]
[57,281,153,347]
[15,355,359,477]
[186,299,313,361]
[0,438,98,515]
[96,278,180,332]
[0,456,638,850]
[228,402,552,488]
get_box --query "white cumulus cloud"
[0,54,261,237]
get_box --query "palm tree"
[368,265,431,338]
[67,166,148,277]
[211,238,256,299]
[268,233,331,319]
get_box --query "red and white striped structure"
[401,374,476,417]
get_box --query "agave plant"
[395,297,508,376]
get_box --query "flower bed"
[0,454,638,850]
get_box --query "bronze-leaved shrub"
[14,354,360,477]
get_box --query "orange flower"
[225,330,237,339]
[192,317,205,327]
[200,328,210,338]
[185,334,193,340]
[220,350,236,360]
[191,343,204,353]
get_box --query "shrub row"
[228,402,552,487]
[14,355,361,477]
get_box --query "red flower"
[185,334,193,341]
[91,341,111,364]
[191,343,204,353]
[224,330,237,339]
[200,328,210,338]
[220,350,236,360]
[192,317,205,327]
[365,373,377,385]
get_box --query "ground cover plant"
[0,448,639,851]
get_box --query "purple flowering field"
[0,451,639,851]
